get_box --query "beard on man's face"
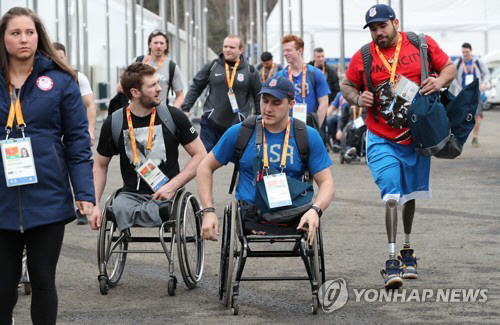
[373,24,398,48]
[139,95,160,109]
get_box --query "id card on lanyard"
[262,118,292,208]
[226,60,240,113]
[289,64,308,123]
[463,62,475,86]
[126,106,157,190]
[1,84,38,187]
[135,158,169,192]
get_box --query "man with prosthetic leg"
[341,4,456,289]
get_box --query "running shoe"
[398,248,418,279]
[380,259,403,289]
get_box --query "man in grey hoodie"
[181,35,262,151]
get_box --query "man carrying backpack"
[89,63,206,231]
[275,35,330,131]
[181,35,262,152]
[340,4,456,289]
[136,30,185,108]
[451,42,490,147]
[197,76,334,245]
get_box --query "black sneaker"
[380,259,403,289]
[398,248,418,279]
[75,209,88,225]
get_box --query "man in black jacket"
[309,47,340,148]
[309,47,340,104]
[181,35,262,151]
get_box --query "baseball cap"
[363,4,396,29]
[259,76,295,100]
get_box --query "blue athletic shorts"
[366,131,431,205]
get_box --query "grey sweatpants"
[111,192,164,231]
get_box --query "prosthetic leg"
[381,199,403,289]
[399,200,418,279]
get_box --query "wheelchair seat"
[105,200,173,226]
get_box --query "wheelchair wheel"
[218,205,230,301]
[176,191,204,289]
[312,235,321,290]
[97,209,128,289]
[224,201,238,308]
[317,225,326,286]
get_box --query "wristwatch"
[310,205,323,218]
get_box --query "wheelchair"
[218,201,326,315]
[339,121,367,164]
[97,187,204,296]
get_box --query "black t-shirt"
[97,106,198,194]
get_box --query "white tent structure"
[266,0,500,68]
[1,0,215,102]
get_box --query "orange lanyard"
[261,62,275,82]
[375,33,403,84]
[225,60,240,90]
[462,61,475,75]
[145,55,166,71]
[288,64,307,99]
[352,106,362,119]
[125,106,156,165]
[262,118,291,170]
[7,85,26,131]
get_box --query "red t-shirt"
[346,32,449,144]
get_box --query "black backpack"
[361,31,429,121]
[228,116,310,194]
[136,55,176,105]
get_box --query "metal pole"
[185,0,190,79]
[190,0,194,75]
[234,0,239,35]
[141,0,144,53]
[33,0,38,12]
[227,0,232,34]
[279,0,284,65]
[83,0,89,77]
[288,0,292,34]
[203,1,208,63]
[196,0,202,70]
[163,0,169,34]
[76,0,80,70]
[55,0,59,41]
[299,0,303,38]
[132,0,137,58]
[256,0,262,59]
[263,0,268,51]
[399,0,403,31]
[339,0,345,75]
[106,0,111,98]
[65,0,71,66]
[125,0,129,62]
[250,0,254,63]
[174,0,180,64]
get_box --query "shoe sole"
[385,277,403,289]
[402,273,418,279]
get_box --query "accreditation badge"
[394,75,420,103]
[1,137,38,187]
[227,89,239,113]
[135,158,169,192]
[353,116,365,129]
[465,74,474,86]
[263,173,292,208]
[292,103,308,123]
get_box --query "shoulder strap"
[406,31,420,50]
[156,104,177,138]
[361,42,377,121]
[229,115,259,194]
[111,108,124,148]
[457,57,463,68]
[135,55,145,63]
[292,118,309,178]
[307,65,316,92]
[166,60,176,104]
[474,60,482,75]
[417,33,429,83]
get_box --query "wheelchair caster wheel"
[167,277,177,296]
[99,278,109,295]
[311,296,318,314]
[24,282,31,295]
[231,296,239,315]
